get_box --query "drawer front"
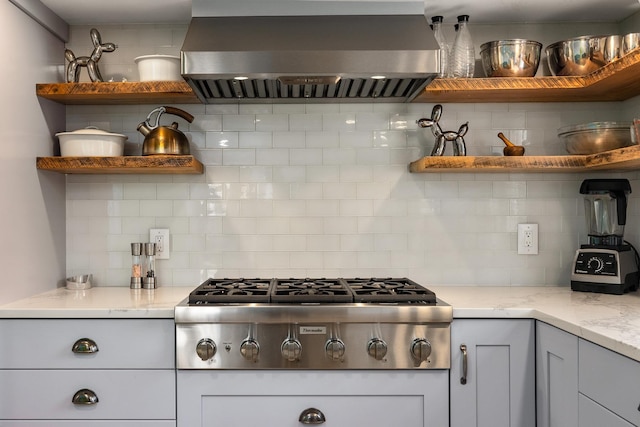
[202,395,425,426]
[579,394,635,427]
[0,422,175,426]
[579,339,640,425]
[0,319,174,369]
[0,370,175,420]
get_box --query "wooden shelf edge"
[36,155,204,174]
[409,145,640,173]
[35,81,200,105]
[416,49,640,103]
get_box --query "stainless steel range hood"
[180,15,440,103]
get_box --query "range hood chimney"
[180,15,440,103]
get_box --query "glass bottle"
[143,242,156,289]
[430,16,450,78]
[130,243,142,289]
[451,15,475,78]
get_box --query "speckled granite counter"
[2,285,640,362]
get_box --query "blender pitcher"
[580,179,631,247]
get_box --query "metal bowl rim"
[546,35,618,51]
[480,39,543,52]
[558,121,632,136]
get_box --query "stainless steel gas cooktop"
[175,277,451,370]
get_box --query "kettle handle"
[143,106,194,130]
[163,106,194,124]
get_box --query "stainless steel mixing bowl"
[480,39,542,77]
[558,121,635,154]
[546,35,620,76]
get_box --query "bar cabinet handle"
[72,338,99,354]
[299,407,326,424]
[460,344,468,385]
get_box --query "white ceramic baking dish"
[56,127,127,156]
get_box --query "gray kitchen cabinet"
[450,319,535,427]
[177,370,449,426]
[579,339,640,426]
[579,394,635,427]
[0,319,176,425]
[536,321,579,427]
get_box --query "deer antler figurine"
[417,104,468,156]
[65,28,117,83]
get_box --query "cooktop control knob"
[281,338,302,362]
[240,338,260,362]
[367,338,388,360]
[410,338,432,362]
[195,338,216,361]
[325,338,346,361]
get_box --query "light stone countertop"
[0,287,192,318]
[431,286,640,362]
[2,285,640,362]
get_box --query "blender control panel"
[574,251,618,276]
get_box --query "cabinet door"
[450,319,535,427]
[578,394,635,427]
[536,321,578,427]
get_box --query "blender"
[571,179,639,294]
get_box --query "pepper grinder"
[130,243,142,289]
[143,242,156,289]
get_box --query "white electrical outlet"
[517,223,539,255]
[150,228,170,259]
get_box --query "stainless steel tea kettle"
[137,106,194,155]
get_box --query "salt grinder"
[130,243,142,289]
[143,242,156,289]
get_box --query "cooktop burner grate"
[188,278,272,304]
[344,278,437,304]
[271,278,353,303]
[187,277,437,305]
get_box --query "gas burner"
[189,278,272,304]
[345,278,437,304]
[271,278,353,303]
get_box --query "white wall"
[63,23,640,288]
[0,2,66,303]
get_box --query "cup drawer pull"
[299,407,326,424]
[72,388,99,405]
[72,338,99,354]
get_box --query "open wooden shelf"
[409,145,640,173]
[36,155,204,174]
[35,81,200,105]
[415,49,640,103]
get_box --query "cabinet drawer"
[579,394,635,427]
[203,395,425,426]
[579,339,640,425]
[0,370,175,420]
[0,319,174,368]
[0,422,175,426]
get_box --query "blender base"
[571,273,639,295]
[571,247,639,295]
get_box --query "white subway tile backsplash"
[63,24,639,286]
[206,131,239,148]
[223,115,256,131]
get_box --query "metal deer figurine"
[417,104,469,156]
[64,28,117,83]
